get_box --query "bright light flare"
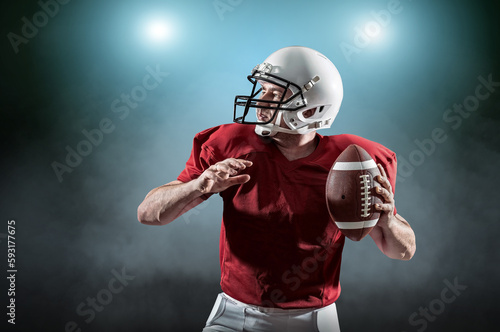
[364,20,383,40]
[146,19,170,42]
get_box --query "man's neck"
[272,131,318,161]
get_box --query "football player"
[137,46,416,332]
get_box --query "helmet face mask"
[233,46,343,137]
[233,64,307,126]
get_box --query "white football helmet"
[234,46,343,136]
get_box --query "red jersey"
[177,123,397,309]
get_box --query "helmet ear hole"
[302,108,316,119]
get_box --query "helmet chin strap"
[255,110,332,137]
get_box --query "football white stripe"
[332,160,377,171]
[335,219,379,229]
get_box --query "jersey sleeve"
[177,127,219,183]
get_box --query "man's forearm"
[372,213,416,260]
[137,180,204,226]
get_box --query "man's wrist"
[189,177,210,199]
[377,212,397,230]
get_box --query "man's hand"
[195,158,253,194]
[370,163,416,260]
[374,163,396,227]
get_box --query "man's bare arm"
[137,180,204,226]
[137,158,252,226]
[369,213,416,260]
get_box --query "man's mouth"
[257,110,271,122]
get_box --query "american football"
[326,144,382,241]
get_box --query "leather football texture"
[326,144,382,241]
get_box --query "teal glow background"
[1,0,499,331]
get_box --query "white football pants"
[202,293,341,332]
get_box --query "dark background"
[1,0,499,331]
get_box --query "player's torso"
[208,125,345,307]
[220,136,340,256]
[203,124,393,308]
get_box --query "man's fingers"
[216,163,237,175]
[376,164,392,193]
[375,202,393,213]
[375,186,392,203]
[377,163,387,178]
[226,174,251,186]
[238,159,253,167]
[215,159,253,175]
[227,159,253,170]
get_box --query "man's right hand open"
[195,158,253,194]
